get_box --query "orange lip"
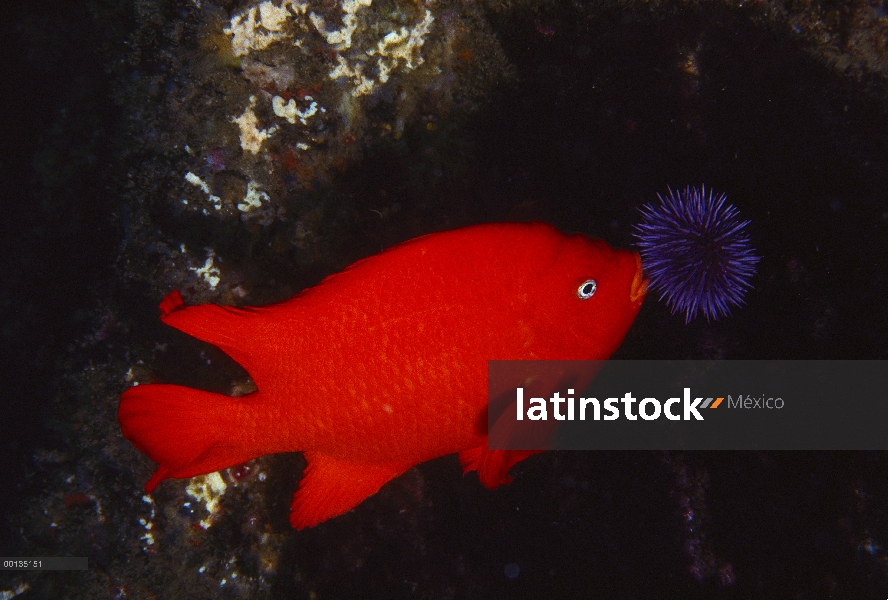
[630,253,649,304]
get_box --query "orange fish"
[118,222,647,528]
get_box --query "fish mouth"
[630,253,649,304]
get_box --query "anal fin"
[290,452,413,529]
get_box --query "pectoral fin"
[458,446,542,490]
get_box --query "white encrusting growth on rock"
[328,55,376,96]
[309,0,373,50]
[190,250,222,290]
[184,172,222,209]
[231,96,277,154]
[224,0,436,101]
[224,0,309,57]
[237,181,270,213]
[368,10,435,84]
[186,472,228,529]
[272,96,319,124]
[327,8,435,96]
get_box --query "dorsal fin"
[157,291,288,389]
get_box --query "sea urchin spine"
[632,186,760,322]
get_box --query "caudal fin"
[119,383,262,493]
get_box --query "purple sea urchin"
[632,186,760,322]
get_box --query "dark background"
[2,0,887,598]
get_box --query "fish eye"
[577,279,597,300]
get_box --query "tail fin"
[118,383,262,493]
